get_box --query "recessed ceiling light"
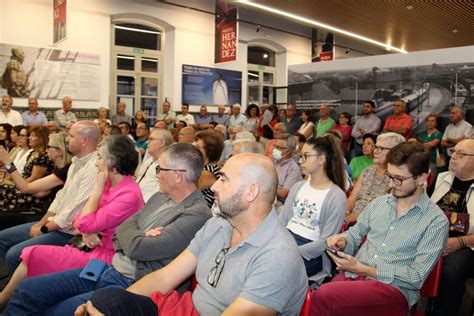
[238,0,408,54]
[406,5,413,10]
[452,29,458,33]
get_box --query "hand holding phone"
[326,247,343,258]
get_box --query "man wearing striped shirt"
[0,121,101,275]
[314,142,448,316]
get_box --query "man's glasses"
[155,166,186,173]
[207,247,229,288]
[374,145,391,153]
[452,150,474,158]
[300,153,319,162]
[384,171,416,186]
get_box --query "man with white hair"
[212,105,229,127]
[431,138,474,316]
[136,129,174,202]
[54,96,77,129]
[0,96,22,126]
[264,122,287,158]
[441,105,472,158]
[231,139,262,156]
[272,133,303,205]
[229,104,246,127]
[220,125,245,162]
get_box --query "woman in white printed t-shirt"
[280,135,347,277]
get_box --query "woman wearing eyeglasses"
[0,132,72,230]
[280,135,347,277]
[345,132,405,225]
[0,135,144,310]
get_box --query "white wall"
[1,0,312,111]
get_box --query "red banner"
[53,0,67,43]
[215,1,238,63]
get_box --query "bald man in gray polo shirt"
[81,153,308,316]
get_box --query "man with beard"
[75,153,308,316]
[314,142,448,316]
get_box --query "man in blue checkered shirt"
[315,141,448,316]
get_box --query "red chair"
[411,258,443,316]
[300,287,312,316]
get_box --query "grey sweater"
[113,189,211,280]
[280,180,347,276]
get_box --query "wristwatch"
[4,162,16,173]
[40,225,49,234]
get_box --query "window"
[247,46,277,105]
[111,22,162,124]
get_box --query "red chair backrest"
[299,288,312,316]
[420,257,442,297]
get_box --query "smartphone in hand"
[326,247,342,257]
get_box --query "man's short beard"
[392,184,418,199]
[211,188,245,219]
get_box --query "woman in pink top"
[0,135,144,310]
[332,112,353,154]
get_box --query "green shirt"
[349,156,374,181]
[315,117,336,137]
[417,130,442,164]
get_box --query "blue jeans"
[0,222,73,274]
[290,232,323,277]
[3,265,134,316]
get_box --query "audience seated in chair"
[0,135,144,310]
[345,132,405,225]
[430,138,474,316]
[135,128,173,203]
[0,121,101,276]
[280,135,347,278]
[0,126,54,212]
[74,153,307,316]
[1,143,211,315]
[314,142,448,316]
[0,132,72,230]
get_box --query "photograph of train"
[288,62,474,134]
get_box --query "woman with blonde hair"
[0,132,72,229]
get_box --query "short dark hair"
[162,143,204,184]
[362,133,377,144]
[118,122,132,131]
[107,125,122,135]
[182,103,189,109]
[293,132,306,144]
[12,125,26,135]
[195,130,224,163]
[364,101,375,108]
[101,135,139,175]
[387,142,430,177]
[425,113,439,125]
